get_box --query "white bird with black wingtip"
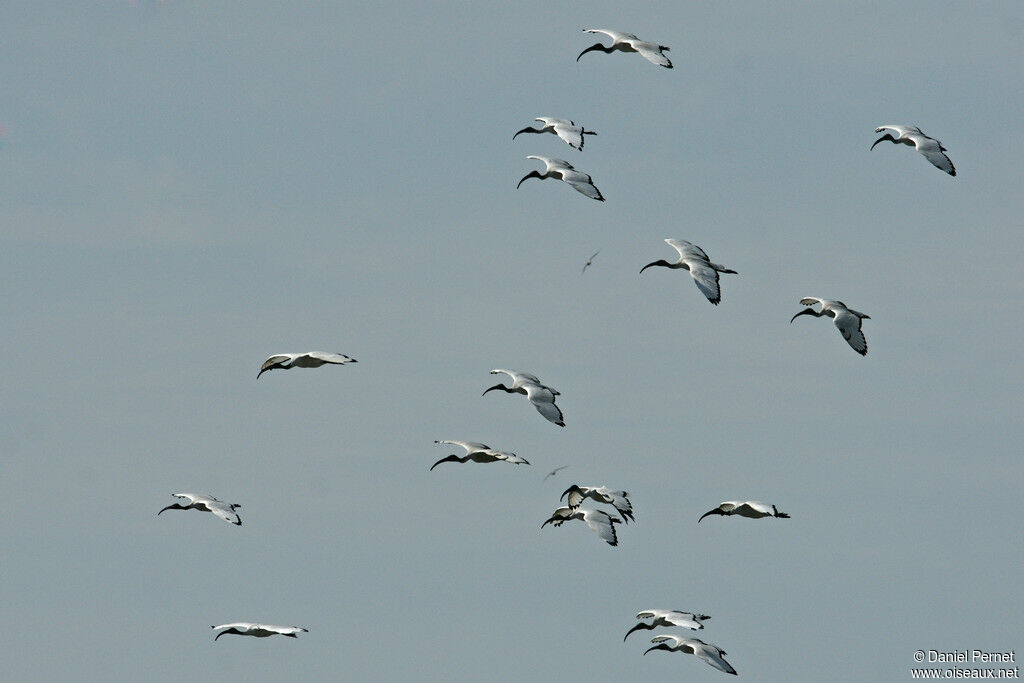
[483,369,565,427]
[257,351,357,378]
[541,505,622,546]
[790,297,870,356]
[517,156,604,201]
[430,440,529,470]
[624,610,711,640]
[158,493,242,526]
[513,117,596,151]
[576,29,673,68]
[561,484,634,523]
[871,125,955,176]
[640,239,737,305]
[211,623,308,641]
[643,635,738,676]
[698,500,790,523]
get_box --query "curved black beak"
[623,623,647,641]
[482,383,507,396]
[790,308,816,324]
[870,133,896,150]
[639,259,667,274]
[576,43,604,62]
[512,126,534,140]
[697,509,721,523]
[517,170,541,189]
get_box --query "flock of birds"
[155,28,957,674]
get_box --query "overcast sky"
[2,2,1022,681]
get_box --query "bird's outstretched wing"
[832,309,868,355]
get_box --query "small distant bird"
[430,440,529,470]
[561,484,634,523]
[871,125,955,176]
[483,369,564,427]
[517,156,604,201]
[581,250,600,274]
[577,29,673,68]
[624,610,711,641]
[789,297,870,356]
[698,500,789,523]
[158,493,241,526]
[211,623,308,641]
[640,239,737,305]
[543,465,569,482]
[257,352,356,378]
[643,635,738,676]
[513,117,596,151]
[542,506,622,546]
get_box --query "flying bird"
[561,484,634,523]
[158,493,241,526]
[431,440,529,470]
[543,465,569,482]
[513,117,596,151]
[257,352,357,378]
[640,239,737,305]
[643,635,738,676]
[790,297,870,356]
[211,623,308,641]
[581,250,600,274]
[542,506,622,546]
[698,500,790,523]
[624,610,711,641]
[517,156,604,201]
[577,29,672,68]
[871,125,955,176]
[483,369,564,427]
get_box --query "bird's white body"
[542,506,621,546]
[872,125,955,176]
[211,623,308,640]
[577,29,672,68]
[517,156,604,201]
[257,351,357,378]
[431,440,529,470]
[790,297,870,356]
[643,635,737,675]
[640,239,737,305]
[562,485,634,523]
[158,493,241,525]
[483,369,564,427]
[513,117,595,151]
[624,609,711,640]
[698,500,789,522]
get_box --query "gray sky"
[2,2,1022,681]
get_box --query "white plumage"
[517,156,604,201]
[257,351,357,378]
[561,484,634,523]
[698,500,790,522]
[643,635,738,676]
[482,369,565,427]
[430,440,529,470]
[624,609,711,640]
[541,506,622,546]
[158,493,241,526]
[790,297,871,356]
[640,239,737,305]
[871,125,955,176]
[513,117,596,151]
[577,29,673,68]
